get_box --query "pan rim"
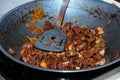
[1,45,120,73]
[0,0,120,73]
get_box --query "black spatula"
[34,0,70,52]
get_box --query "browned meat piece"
[20,43,45,66]
[94,53,102,61]
[21,42,33,50]
[66,50,78,57]
[86,37,96,43]
[89,28,98,35]
[85,30,95,38]
[83,49,95,58]
[66,29,74,37]
[76,42,87,51]
[45,52,58,69]
[44,21,53,31]
[8,48,15,55]
[72,26,81,35]
[61,22,71,32]
[86,58,96,67]
[20,22,106,70]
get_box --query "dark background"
[116,0,120,2]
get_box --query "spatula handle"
[56,0,70,27]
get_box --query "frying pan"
[0,0,120,73]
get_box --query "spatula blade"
[34,27,66,52]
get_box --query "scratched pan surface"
[0,0,120,73]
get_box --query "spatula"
[34,0,70,52]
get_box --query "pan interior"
[0,0,120,72]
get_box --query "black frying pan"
[0,0,120,73]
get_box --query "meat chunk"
[44,21,53,31]
[21,22,106,70]
[61,22,71,32]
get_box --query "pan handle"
[56,0,70,27]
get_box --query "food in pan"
[20,22,106,70]
[19,7,106,70]
[18,6,107,70]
